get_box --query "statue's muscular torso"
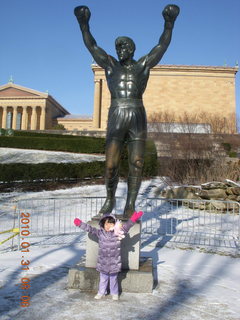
[105,60,150,100]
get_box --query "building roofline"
[0,82,49,97]
[57,114,92,120]
[91,63,238,74]
[0,82,70,115]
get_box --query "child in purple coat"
[74,211,143,300]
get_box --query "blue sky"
[1,0,240,117]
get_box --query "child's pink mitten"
[74,218,82,227]
[130,211,144,223]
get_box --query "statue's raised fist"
[74,6,91,24]
[162,4,180,23]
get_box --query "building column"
[31,106,37,130]
[21,106,28,130]
[12,107,18,130]
[93,79,101,129]
[40,106,46,130]
[2,106,7,129]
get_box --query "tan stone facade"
[91,64,238,131]
[0,64,237,132]
[0,83,69,130]
[57,115,93,131]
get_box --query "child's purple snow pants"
[98,272,118,295]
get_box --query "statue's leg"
[99,139,123,215]
[123,140,146,218]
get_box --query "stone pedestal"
[68,257,153,293]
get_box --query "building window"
[6,111,12,129]
[16,112,22,130]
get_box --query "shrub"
[229,151,237,158]
[156,133,240,184]
[51,124,66,130]
[0,161,106,183]
[0,135,105,154]
[0,128,14,136]
[0,129,6,136]
[222,142,231,153]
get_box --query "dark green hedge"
[0,129,81,138]
[0,161,105,183]
[13,130,80,138]
[0,136,105,154]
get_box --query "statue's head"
[115,36,136,62]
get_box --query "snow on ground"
[0,239,240,320]
[0,179,240,320]
[0,148,105,164]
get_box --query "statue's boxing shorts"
[106,98,147,144]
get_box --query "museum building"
[0,64,238,132]
[0,82,69,131]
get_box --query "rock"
[226,187,234,195]
[199,189,227,200]
[160,188,174,198]
[161,186,201,199]
[227,195,239,201]
[225,187,240,198]
[188,201,207,210]
[226,187,240,196]
[207,201,226,211]
[231,187,240,196]
[226,202,240,211]
[201,181,227,190]
[198,190,209,199]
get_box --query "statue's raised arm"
[74,6,114,69]
[141,4,180,68]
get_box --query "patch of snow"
[225,179,240,187]
[0,148,105,164]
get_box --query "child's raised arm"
[74,218,100,237]
[122,211,144,234]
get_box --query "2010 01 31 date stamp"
[19,212,31,307]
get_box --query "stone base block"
[68,257,153,293]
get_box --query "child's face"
[104,220,115,231]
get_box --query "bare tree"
[148,110,237,134]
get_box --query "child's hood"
[99,214,116,225]
[99,214,117,231]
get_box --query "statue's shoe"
[99,198,116,215]
[122,204,135,219]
